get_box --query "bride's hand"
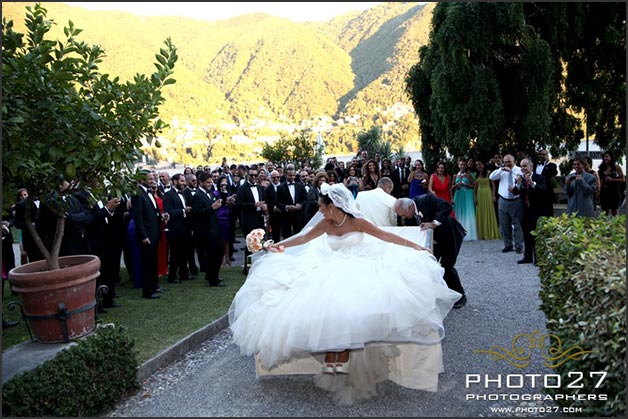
[267,243,285,253]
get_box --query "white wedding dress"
[228,229,461,404]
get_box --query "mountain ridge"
[2,2,433,162]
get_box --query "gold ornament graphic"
[474,329,596,368]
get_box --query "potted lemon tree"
[2,3,177,342]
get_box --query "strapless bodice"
[326,231,364,250]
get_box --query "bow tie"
[177,190,184,194]
[288,182,295,186]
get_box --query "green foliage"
[356,125,395,161]
[407,2,565,167]
[261,130,323,169]
[2,3,177,268]
[535,214,626,417]
[523,3,626,158]
[2,324,139,417]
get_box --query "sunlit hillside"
[2,2,433,165]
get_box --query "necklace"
[334,213,348,227]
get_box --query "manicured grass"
[2,267,246,363]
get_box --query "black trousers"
[198,237,223,285]
[520,211,539,262]
[167,233,190,280]
[140,241,159,296]
[434,226,465,295]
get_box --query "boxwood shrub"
[2,323,139,417]
[535,214,626,417]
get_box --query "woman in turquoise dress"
[452,159,478,241]
[474,160,500,240]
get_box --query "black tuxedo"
[163,188,190,280]
[264,183,282,243]
[131,186,161,297]
[537,162,558,216]
[190,187,223,285]
[391,166,409,198]
[182,187,200,274]
[512,173,546,262]
[276,181,307,239]
[404,194,466,295]
[88,196,127,306]
[236,182,266,272]
[236,182,266,236]
[305,186,321,223]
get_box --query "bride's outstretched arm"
[357,218,429,252]
[267,219,326,252]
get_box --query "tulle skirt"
[229,232,460,370]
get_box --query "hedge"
[2,323,139,417]
[535,214,626,417]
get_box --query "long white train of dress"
[229,227,460,405]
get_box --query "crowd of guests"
[2,148,624,318]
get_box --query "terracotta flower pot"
[8,255,101,343]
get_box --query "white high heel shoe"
[334,359,350,374]
[322,362,336,374]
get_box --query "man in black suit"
[183,173,200,276]
[395,194,467,309]
[276,167,307,239]
[534,149,558,217]
[190,171,225,287]
[236,164,266,275]
[88,191,126,310]
[131,171,162,299]
[391,158,409,198]
[513,159,546,265]
[264,169,283,243]
[163,173,192,283]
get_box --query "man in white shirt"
[488,154,524,253]
[355,177,397,227]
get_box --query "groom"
[394,195,467,309]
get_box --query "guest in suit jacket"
[236,164,267,275]
[131,171,162,299]
[86,189,126,310]
[305,171,329,223]
[163,173,192,282]
[183,173,200,276]
[355,177,397,227]
[512,159,546,264]
[190,171,225,287]
[395,194,467,309]
[534,149,558,217]
[276,167,307,239]
[264,170,283,243]
[391,159,410,198]
[564,156,598,217]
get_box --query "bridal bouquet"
[246,228,273,253]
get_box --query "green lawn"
[2,267,246,363]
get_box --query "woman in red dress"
[428,160,455,218]
[152,186,169,278]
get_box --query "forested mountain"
[2,2,434,164]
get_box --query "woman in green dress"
[474,160,500,240]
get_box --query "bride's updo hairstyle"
[319,182,364,218]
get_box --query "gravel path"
[106,239,558,417]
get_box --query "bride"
[228,182,461,404]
